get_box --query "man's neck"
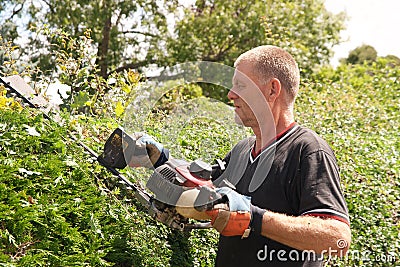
[252,110,294,152]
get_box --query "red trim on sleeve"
[305,213,350,226]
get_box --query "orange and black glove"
[206,187,266,238]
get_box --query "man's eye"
[234,81,243,87]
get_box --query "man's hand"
[175,188,213,220]
[206,187,266,238]
[128,133,166,168]
[174,186,266,237]
[206,187,252,237]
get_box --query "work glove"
[174,185,225,220]
[128,133,168,168]
[206,187,266,238]
[175,188,213,221]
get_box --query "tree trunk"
[98,15,112,79]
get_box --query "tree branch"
[41,0,55,14]
[7,1,26,20]
[108,59,157,75]
[121,30,158,38]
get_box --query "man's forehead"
[234,60,255,77]
[233,70,244,80]
[233,67,255,84]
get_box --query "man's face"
[228,62,269,128]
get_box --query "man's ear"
[266,78,281,102]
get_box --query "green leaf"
[115,101,124,117]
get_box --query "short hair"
[234,45,300,99]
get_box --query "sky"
[324,0,400,65]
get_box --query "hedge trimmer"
[0,75,225,231]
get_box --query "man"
[135,45,351,266]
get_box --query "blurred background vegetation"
[0,0,399,266]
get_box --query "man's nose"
[227,89,239,100]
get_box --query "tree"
[0,0,179,78]
[166,0,346,74]
[345,44,378,65]
[1,0,347,103]
[382,54,400,66]
[163,0,346,101]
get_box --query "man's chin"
[234,114,245,126]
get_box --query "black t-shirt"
[212,124,349,267]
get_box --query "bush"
[297,59,399,266]
[0,108,218,266]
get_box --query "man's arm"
[205,187,351,257]
[261,211,351,256]
[257,145,351,256]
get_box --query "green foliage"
[1,0,178,77]
[3,0,345,91]
[49,29,143,118]
[0,107,221,266]
[48,28,105,112]
[0,1,399,266]
[1,28,141,117]
[166,0,346,101]
[154,83,204,113]
[382,54,400,66]
[0,111,174,266]
[260,0,346,74]
[344,44,378,65]
[2,57,399,265]
[297,59,399,266]
[0,86,22,111]
[0,36,23,76]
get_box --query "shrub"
[297,59,399,266]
